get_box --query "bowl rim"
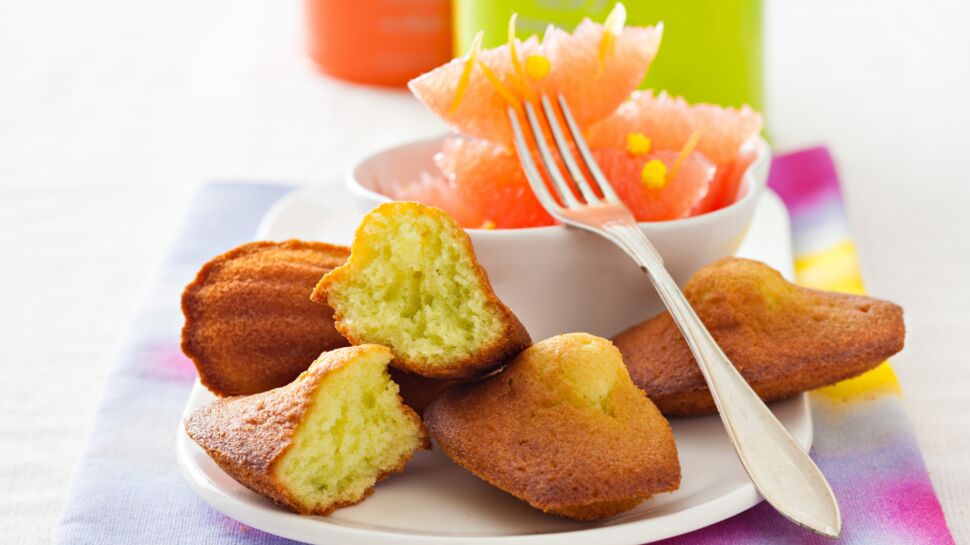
[346,134,771,238]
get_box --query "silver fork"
[508,95,841,538]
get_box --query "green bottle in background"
[452,0,762,111]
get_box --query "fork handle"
[602,220,841,538]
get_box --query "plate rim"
[177,383,810,545]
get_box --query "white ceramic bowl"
[347,136,770,341]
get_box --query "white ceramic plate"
[176,186,811,545]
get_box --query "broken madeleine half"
[613,257,906,415]
[425,333,680,520]
[184,344,428,515]
[312,202,530,379]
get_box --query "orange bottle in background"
[306,0,452,87]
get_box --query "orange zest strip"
[507,14,537,103]
[668,131,701,180]
[597,35,614,77]
[477,59,521,110]
[448,31,483,115]
[597,3,626,76]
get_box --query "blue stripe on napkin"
[52,182,299,545]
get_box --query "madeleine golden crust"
[184,345,429,516]
[311,202,530,379]
[181,240,350,397]
[425,334,680,520]
[613,257,906,416]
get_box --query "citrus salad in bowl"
[384,4,763,229]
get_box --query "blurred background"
[0,1,967,543]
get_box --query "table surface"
[1,1,968,544]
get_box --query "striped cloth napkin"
[658,147,955,544]
[52,149,955,545]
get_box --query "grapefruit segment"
[587,90,762,208]
[587,90,763,167]
[593,148,715,221]
[390,138,715,227]
[399,10,764,228]
[409,14,662,146]
[435,137,555,229]
[691,143,758,214]
[382,171,485,228]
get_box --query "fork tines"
[507,95,622,213]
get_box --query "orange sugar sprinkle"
[626,132,652,155]
[480,219,497,229]
[448,31,483,114]
[525,55,550,80]
[641,159,667,190]
[668,131,701,181]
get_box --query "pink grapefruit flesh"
[593,148,715,221]
[389,138,715,227]
[435,137,555,229]
[398,11,763,228]
[409,19,662,147]
[586,90,763,167]
[384,171,486,228]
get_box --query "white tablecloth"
[1,1,967,543]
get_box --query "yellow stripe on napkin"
[795,240,901,399]
[795,240,866,295]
